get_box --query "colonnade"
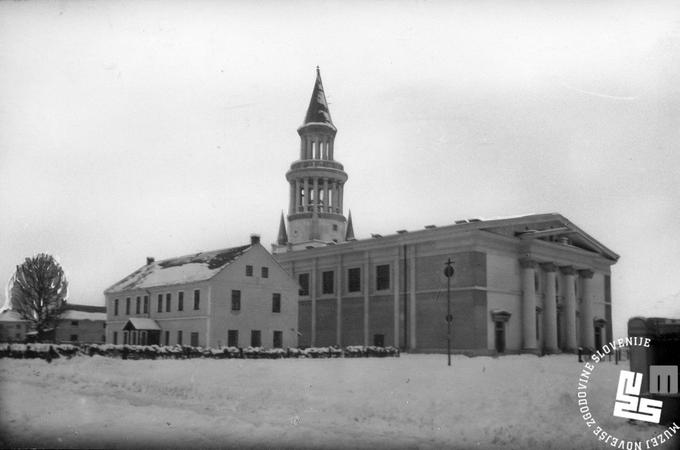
[519,258,597,353]
[289,177,343,215]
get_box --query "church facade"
[273,69,619,355]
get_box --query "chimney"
[250,234,261,245]
[146,257,155,265]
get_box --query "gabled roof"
[0,310,29,322]
[61,310,106,321]
[105,244,252,294]
[123,318,161,331]
[303,67,334,127]
[63,303,106,313]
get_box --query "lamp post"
[444,258,455,366]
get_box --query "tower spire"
[303,67,333,126]
[277,211,288,245]
[345,210,355,241]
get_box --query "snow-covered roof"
[106,244,252,294]
[123,318,161,331]
[60,310,106,321]
[0,310,28,322]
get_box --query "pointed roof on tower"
[277,211,289,245]
[303,66,334,126]
[345,210,355,241]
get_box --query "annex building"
[272,69,619,355]
[104,235,299,349]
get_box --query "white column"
[579,269,595,349]
[519,258,538,352]
[409,249,417,350]
[303,178,309,211]
[393,254,400,347]
[336,256,343,346]
[541,262,558,353]
[363,253,370,347]
[312,178,319,213]
[311,259,317,347]
[295,179,301,213]
[561,266,578,352]
[323,178,329,213]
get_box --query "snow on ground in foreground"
[0,354,673,449]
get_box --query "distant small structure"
[54,304,107,344]
[0,310,30,342]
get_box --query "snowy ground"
[0,354,674,449]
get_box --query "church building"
[273,69,619,355]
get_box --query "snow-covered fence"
[0,342,400,360]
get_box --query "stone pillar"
[303,178,309,211]
[333,182,339,213]
[561,266,578,352]
[312,178,319,213]
[579,269,595,349]
[295,179,301,213]
[336,256,343,346]
[363,253,370,346]
[323,178,329,212]
[409,249,417,350]
[393,254,400,347]
[329,139,334,160]
[519,258,538,352]
[289,183,295,216]
[339,183,344,213]
[311,259,317,347]
[541,262,559,353]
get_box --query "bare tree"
[10,253,68,340]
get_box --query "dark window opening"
[143,295,149,313]
[231,290,241,311]
[299,273,310,296]
[495,322,506,353]
[348,268,361,293]
[373,334,385,347]
[322,270,334,294]
[166,293,171,312]
[246,265,253,276]
[251,330,261,347]
[190,332,199,347]
[178,291,184,311]
[126,297,131,315]
[158,294,163,313]
[113,331,118,345]
[114,299,119,316]
[177,330,183,346]
[272,293,281,313]
[136,296,141,314]
[273,330,283,348]
[193,290,200,310]
[70,334,78,342]
[71,321,79,327]
[228,330,239,347]
[376,264,390,291]
[261,267,269,278]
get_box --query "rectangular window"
[178,291,184,311]
[164,330,170,346]
[190,332,199,347]
[228,330,239,347]
[348,268,361,293]
[246,265,253,276]
[70,334,78,342]
[71,321,79,327]
[113,331,118,345]
[123,332,128,345]
[158,294,163,313]
[231,290,241,311]
[272,293,281,313]
[322,270,334,294]
[165,293,171,312]
[299,273,310,296]
[136,296,141,314]
[126,297,131,315]
[273,330,283,348]
[376,264,390,291]
[143,296,149,314]
[251,330,261,347]
[177,330,183,346]
[261,267,269,278]
[193,290,200,310]
[114,299,119,316]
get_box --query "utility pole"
[444,258,455,366]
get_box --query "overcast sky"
[1,1,678,337]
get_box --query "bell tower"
[274,68,349,253]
